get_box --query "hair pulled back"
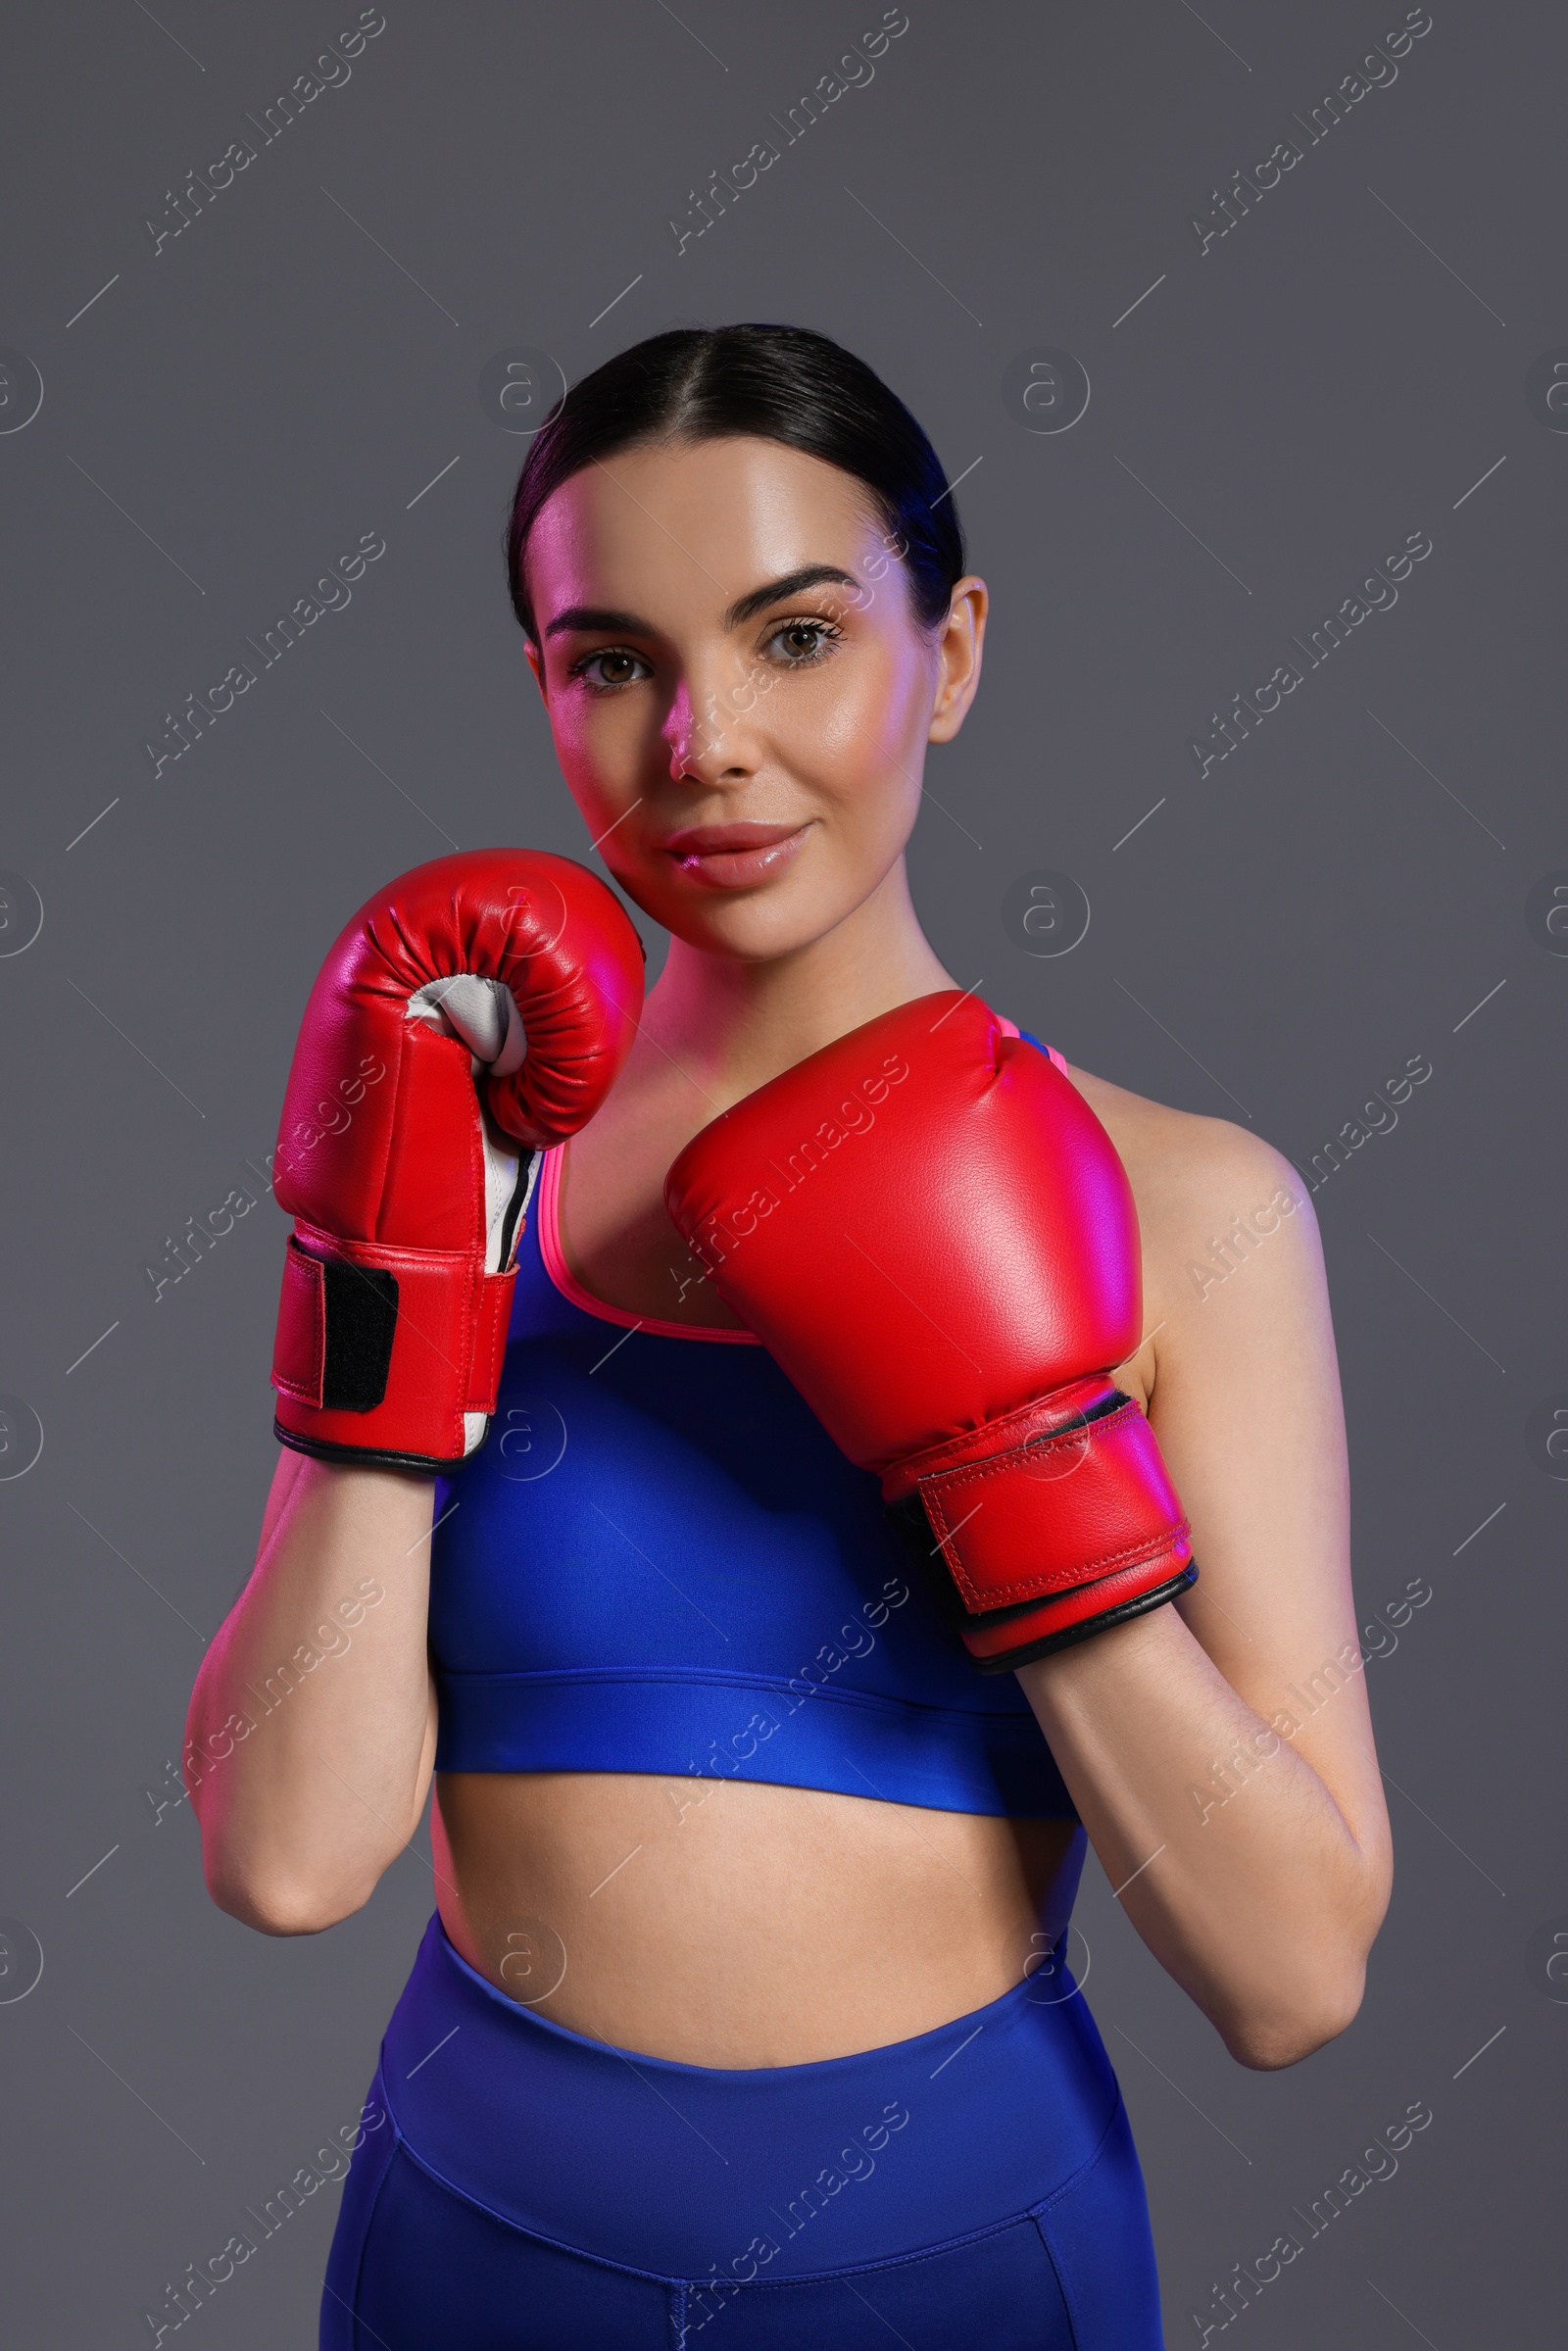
[505,323,965,643]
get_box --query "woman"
[188,324,1392,2347]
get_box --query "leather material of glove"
[663,991,1194,1670]
[270,848,644,1471]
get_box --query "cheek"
[805,638,927,837]
[545,687,648,822]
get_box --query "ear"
[523,638,548,705]
[927,577,987,745]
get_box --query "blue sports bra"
[427,1038,1079,1820]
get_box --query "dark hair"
[505,323,965,643]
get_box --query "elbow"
[191,1779,398,1936]
[1218,1961,1368,2071]
[201,1853,376,1938]
[1216,1838,1393,2069]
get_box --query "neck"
[639,857,955,1104]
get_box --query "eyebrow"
[543,563,861,642]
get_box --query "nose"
[662,669,763,791]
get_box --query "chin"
[613,862,860,963]
[664,897,834,962]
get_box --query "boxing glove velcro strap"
[889,1392,1192,1613]
[273,1239,399,1412]
[271,1227,516,1445]
[888,1485,1197,1671]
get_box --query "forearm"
[1017,1601,1390,2067]
[187,1454,437,1933]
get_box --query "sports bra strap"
[997,1014,1068,1077]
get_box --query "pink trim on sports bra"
[534,1027,1068,1342]
[997,1016,1070,1078]
[1001,1015,1071,1076]
[534,1144,762,1345]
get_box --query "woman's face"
[522,435,985,961]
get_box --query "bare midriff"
[424,1099,1095,2069]
[432,1771,1084,2067]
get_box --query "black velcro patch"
[884,1492,971,1627]
[319,1258,399,1412]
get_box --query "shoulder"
[1065,1063,1308,1233]
[1056,1061,1325,1403]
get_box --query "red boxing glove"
[270,849,643,1471]
[664,992,1195,1671]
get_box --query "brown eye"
[573,648,649,693]
[765,617,842,666]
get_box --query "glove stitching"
[920,1417,1188,1606]
[936,1518,1192,1608]
[950,1523,1195,1610]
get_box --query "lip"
[662,820,810,891]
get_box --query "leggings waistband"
[374,1914,1122,2279]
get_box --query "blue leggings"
[321,1914,1162,2348]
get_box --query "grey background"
[1,0,1562,2340]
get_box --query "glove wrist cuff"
[270,1224,514,1468]
[959,1564,1199,1673]
[885,1388,1193,1663]
[886,1388,1190,1609]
